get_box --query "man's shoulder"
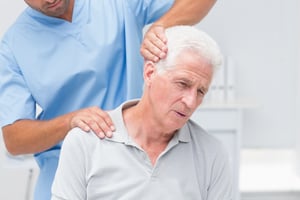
[186,119,211,139]
[65,127,98,146]
[186,119,225,150]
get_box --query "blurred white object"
[225,56,236,102]
[1,132,38,200]
[240,148,300,193]
[205,56,236,104]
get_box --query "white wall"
[196,0,298,148]
[295,1,300,175]
[0,1,26,37]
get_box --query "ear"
[143,61,156,85]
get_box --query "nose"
[182,90,200,109]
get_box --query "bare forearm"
[2,106,115,155]
[2,114,72,155]
[155,0,216,27]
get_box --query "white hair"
[156,26,223,73]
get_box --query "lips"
[47,0,61,9]
[175,110,187,118]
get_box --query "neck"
[59,0,74,22]
[123,101,175,165]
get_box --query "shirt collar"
[176,123,191,143]
[106,99,192,144]
[26,0,85,25]
[106,100,139,144]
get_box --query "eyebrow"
[175,77,208,91]
[180,77,193,84]
[200,87,209,94]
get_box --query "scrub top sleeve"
[207,144,233,200]
[0,39,36,127]
[125,0,174,26]
[51,128,88,200]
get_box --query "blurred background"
[0,1,299,199]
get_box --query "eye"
[197,88,205,96]
[177,81,188,88]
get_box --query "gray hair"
[156,26,223,73]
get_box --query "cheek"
[151,80,169,98]
[196,98,204,107]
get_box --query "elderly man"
[51,26,233,200]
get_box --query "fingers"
[69,107,115,139]
[141,25,168,62]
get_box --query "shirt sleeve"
[207,144,233,200]
[125,0,174,26]
[0,35,36,127]
[51,128,88,200]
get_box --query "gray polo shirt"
[51,100,233,200]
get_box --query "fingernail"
[106,131,112,137]
[110,125,116,131]
[98,132,104,138]
[84,126,90,132]
[160,52,166,58]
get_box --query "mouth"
[175,111,188,118]
[47,0,61,9]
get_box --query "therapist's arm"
[141,0,216,62]
[2,106,114,155]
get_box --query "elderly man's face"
[147,51,213,131]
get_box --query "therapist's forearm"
[154,0,216,27]
[3,106,114,155]
[2,114,73,155]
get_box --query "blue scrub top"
[0,0,173,199]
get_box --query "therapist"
[0,0,217,199]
